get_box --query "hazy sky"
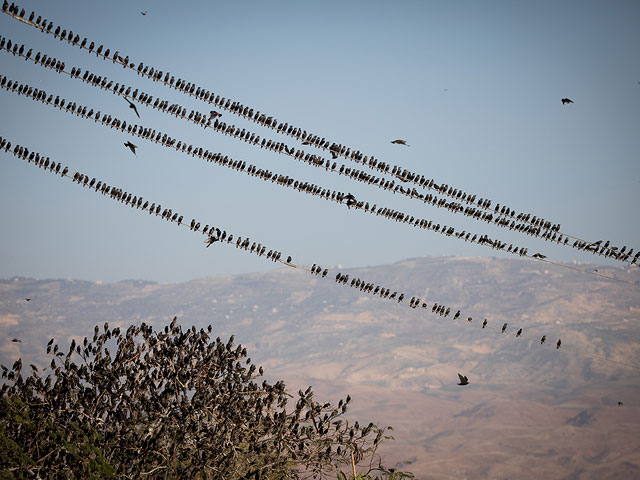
[1,0,639,283]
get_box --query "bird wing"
[458,373,465,383]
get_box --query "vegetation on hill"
[0,318,412,479]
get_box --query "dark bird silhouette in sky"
[124,141,137,155]
[125,98,140,118]
[532,253,546,259]
[457,373,469,386]
[286,256,292,264]
[141,11,147,16]
[209,110,222,119]
[23,298,31,302]
[618,401,623,406]
[516,328,523,337]
[11,338,21,342]
[501,322,508,333]
[391,139,409,146]
[561,98,574,105]
[556,339,562,349]
[541,335,546,345]
[482,319,487,328]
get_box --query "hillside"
[1,256,639,478]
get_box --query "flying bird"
[482,319,487,328]
[532,253,546,259]
[457,373,469,386]
[205,236,219,248]
[141,11,147,16]
[501,323,508,333]
[125,98,140,118]
[391,139,409,146]
[540,335,546,345]
[124,141,137,155]
[556,339,562,349]
[561,98,574,105]
[516,328,523,337]
[209,110,222,119]
[11,338,21,343]
[618,401,623,406]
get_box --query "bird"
[391,139,409,146]
[457,373,469,386]
[516,328,523,337]
[141,11,147,15]
[209,110,222,119]
[501,323,508,333]
[482,319,487,328]
[618,401,623,406]
[11,338,21,342]
[556,339,562,349]
[286,256,292,263]
[125,98,140,118]
[205,236,219,248]
[540,335,546,345]
[561,98,573,105]
[124,141,137,155]
[532,253,546,259]
[23,298,31,302]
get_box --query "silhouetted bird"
[556,339,562,349]
[11,338,21,342]
[205,236,219,247]
[124,141,137,155]
[482,319,487,328]
[286,256,292,263]
[540,335,546,345]
[532,253,546,259]
[209,110,222,119]
[141,11,147,15]
[501,323,508,333]
[561,98,574,105]
[516,328,523,337]
[391,139,409,146]
[457,373,469,386]
[125,98,140,118]
[24,298,31,302]
[618,401,623,406]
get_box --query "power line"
[1,5,637,268]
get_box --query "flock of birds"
[1,2,638,391]
[1,2,636,272]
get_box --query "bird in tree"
[561,98,574,105]
[125,98,140,118]
[391,139,409,146]
[457,373,469,386]
[124,141,137,155]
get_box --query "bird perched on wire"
[125,97,140,118]
[561,98,574,105]
[457,373,469,386]
[124,141,137,155]
[391,139,409,146]
[205,236,219,248]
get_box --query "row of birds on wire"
[1,3,637,268]
[2,73,639,285]
[2,136,580,374]
[4,72,640,289]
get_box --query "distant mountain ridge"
[1,256,639,478]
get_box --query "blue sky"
[1,0,639,283]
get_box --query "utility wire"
[2,135,639,372]
[1,5,637,268]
